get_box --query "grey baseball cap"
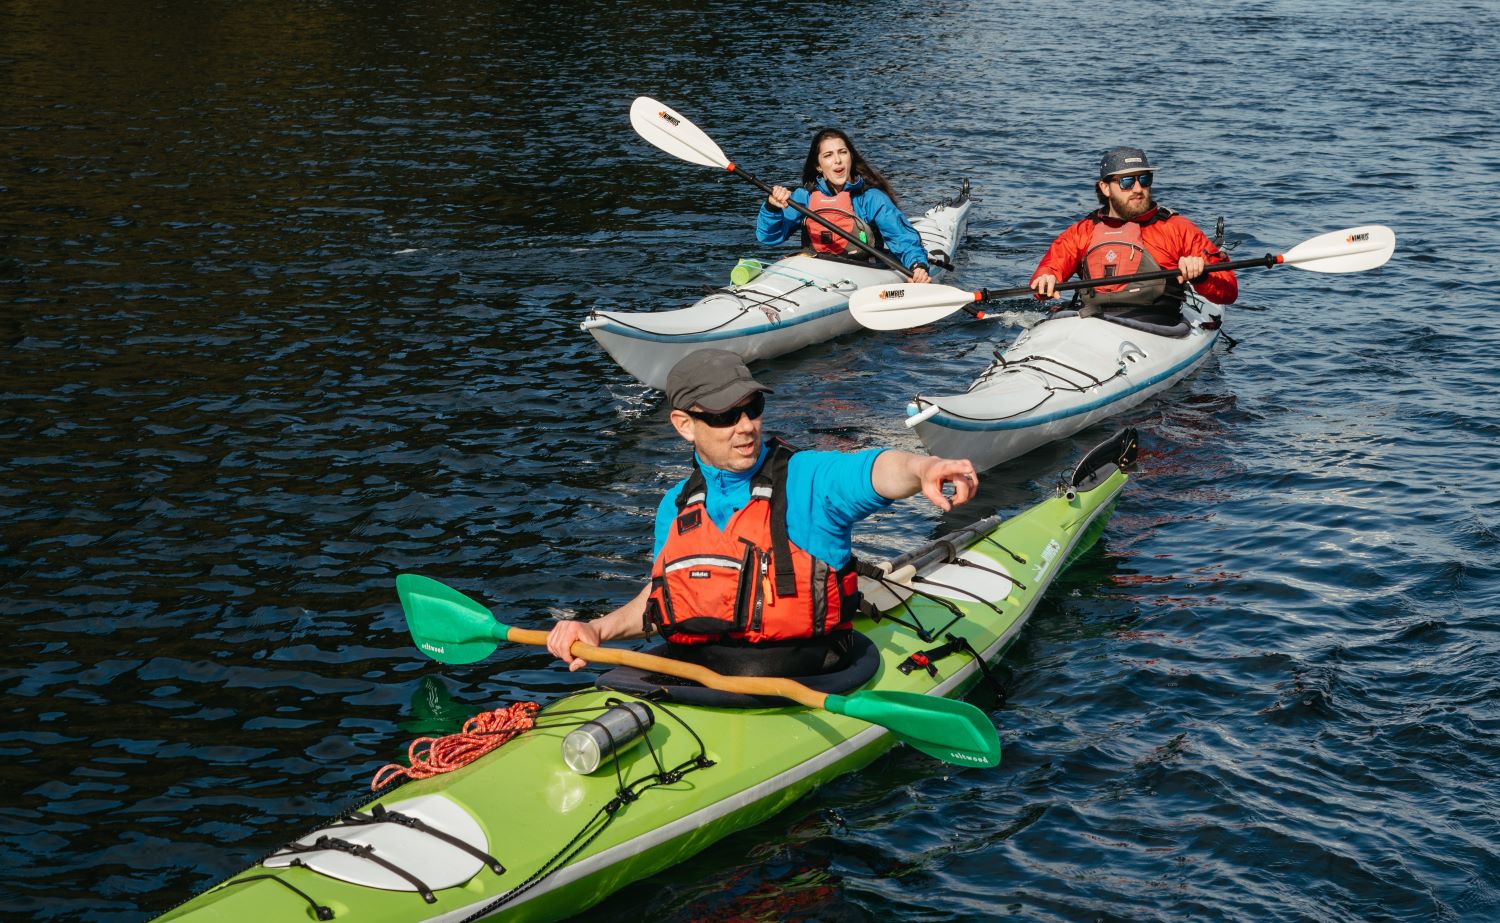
[1099,146,1154,179]
[665,349,773,413]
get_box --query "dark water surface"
[4,1,1498,920]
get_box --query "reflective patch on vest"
[810,558,829,636]
[676,509,702,534]
[664,554,741,574]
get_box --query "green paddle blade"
[826,690,1001,768]
[396,573,510,664]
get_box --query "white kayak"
[582,182,972,390]
[907,298,1223,472]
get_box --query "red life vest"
[803,188,880,259]
[647,441,858,646]
[1077,207,1184,313]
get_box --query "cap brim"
[693,381,773,413]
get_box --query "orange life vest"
[802,188,880,259]
[1078,207,1184,313]
[647,441,857,646]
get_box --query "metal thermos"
[561,701,655,774]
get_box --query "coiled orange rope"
[371,701,540,790]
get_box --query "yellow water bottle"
[730,259,764,286]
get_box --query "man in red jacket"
[1030,146,1237,325]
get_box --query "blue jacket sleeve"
[756,188,809,246]
[858,190,930,271]
[782,448,895,568]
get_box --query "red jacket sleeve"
[1150,215,1238,305]
[1030,218,1094,287]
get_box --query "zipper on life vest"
[751,548,770,634]
[732,541,759,634]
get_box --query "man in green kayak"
[1030,146,1237,325]
[546,349,979,677]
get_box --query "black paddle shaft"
[727,164,916,278]
[978,253,1280,304]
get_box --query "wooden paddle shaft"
[504,626,828,709]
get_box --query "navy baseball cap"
[1099,146,1154,179]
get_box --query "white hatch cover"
[859,549,1016,612]
[263,794,491,893]
[915,550,1016,602]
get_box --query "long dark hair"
[800,128,899,206]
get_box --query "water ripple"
[4,0,1500,920]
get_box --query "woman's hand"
[767,186,792,210]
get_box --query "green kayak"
[153,429,1137,923]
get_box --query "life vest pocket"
[654,551,747,639]
[1083,240,1149,293]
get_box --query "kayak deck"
[153,431,1135,923]
[582,182,973,389]
[910,301,1222,471]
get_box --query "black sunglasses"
[686,392,765,428]
[1114,172,1154,190]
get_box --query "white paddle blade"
[848,283,979,331]
[1282,224,1395,273]
[629,96,730,170]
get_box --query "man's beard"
[1111,190,1153,220]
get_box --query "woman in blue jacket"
[758,129,932,282]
